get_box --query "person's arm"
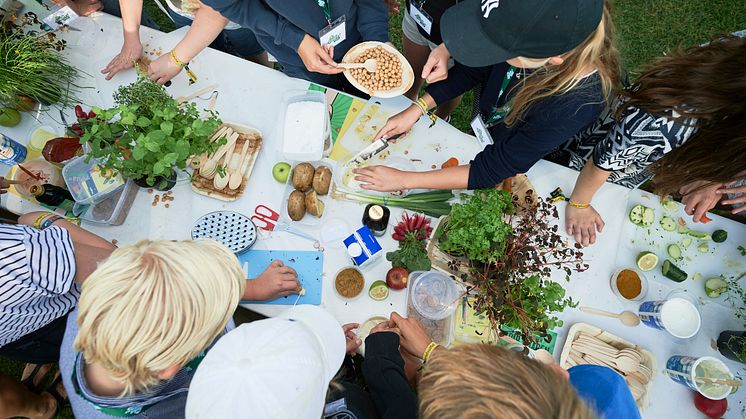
[717,180,746,214]
[18,212,115,250]
[355,0,389,43]
[205,0,305,50]
[64,0,103,16]
[426,62,491,107]
[147,2,229,84]
[565,162,610,246]
[361,332,418,419]
[101,0,143,79]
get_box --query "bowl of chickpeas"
[341,41,414,98]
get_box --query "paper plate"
[341,41,414,98]
[191,211,257,254]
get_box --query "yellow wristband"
[31,213,50,230]
[416,98,430,115]
[421,341,439,363]
[170,49,187,68]
[568,201,591,209]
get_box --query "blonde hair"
[505,3,620,126]
[418,345,595,419]
[74,239,245,396]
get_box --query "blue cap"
[568,365,641,419]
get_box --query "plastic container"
[277,91,329,162]
[409,270,463,321]
[62,155,125,205]
[638,296,701,339]
[610,268,648,301]
[664,355,734,400]
[73,180,138,225]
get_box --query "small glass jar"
[362,204,390,236]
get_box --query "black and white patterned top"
[553,98,698,188]
[0,224,78,346]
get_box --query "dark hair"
[618,35,746,196]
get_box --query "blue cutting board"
[238,250,323,305]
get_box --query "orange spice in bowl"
[611,268,647,301]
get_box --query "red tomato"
[694,392,727,419]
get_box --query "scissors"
[250,205,319,244]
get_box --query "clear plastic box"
[73,180,138,226]
[62,155,125,205]
[277,90,329,162]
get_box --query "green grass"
[1,1,744,416]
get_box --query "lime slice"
[368,280,389,301]
[636,252,658,271]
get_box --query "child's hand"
[680,180,723,222]
[342,323,362,355]
[0,177,11,194]
[244,260,301,301]
[565,205,604,247]
[716,182,746,214]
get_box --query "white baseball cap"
[185,305,346,419]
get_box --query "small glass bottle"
[362,204,390,237]
[29,184,73,207]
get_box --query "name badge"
[470,115,494,151]
[409,2,433,35]
[319,15,347,47]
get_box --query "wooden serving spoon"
[213,138,236,190]
[579,306,641,327]
[337,58,378,72]
[228,141,250,190]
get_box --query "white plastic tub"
[277,91,329,162]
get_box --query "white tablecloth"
[2,13,745,418]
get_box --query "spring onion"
[340,190,453,217]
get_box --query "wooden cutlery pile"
[195,126,250,191]
[567,332,652,402]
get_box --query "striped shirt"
[0,224,79,347]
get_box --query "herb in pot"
[386,212,432,272]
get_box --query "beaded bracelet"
[568,201,591,209]
[40,215,62,230]
[421,341,439,363]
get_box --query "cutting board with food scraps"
[328,101,482,173]
[614,188,746,309]
[238,250,323,305]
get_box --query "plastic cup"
[27,125,57,156]
[638,297,701,339]
[410,271,463,321]
[664,355,734,400]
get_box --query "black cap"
[440,0,604,67]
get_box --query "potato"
[287,190,306,221]
[292,163,315,192]
[305,191,325,217]
[312,166,332,195]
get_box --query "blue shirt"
[569,364,642,419]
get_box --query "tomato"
[694,392,727,419]
[699,214,713,223]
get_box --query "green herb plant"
[0,12,81,108]
[79,78,224,188]
[438,189,586,343]
[722,273,746,363]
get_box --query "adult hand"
[247,260,301,300]
[717,182,746,214]
[373,105,422,142]
[384,0,400,14]
[65,0,103,16]
[147,54,183,85]
[0,177,10,194]
[389,312,432,358]
[298,34,343,75]
[565,205,604,247]
[680,180,723,223]
[422,43,450,83]
[102,36,142,80]
[353,166,407,192]
[342,323,362,355]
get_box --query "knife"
[348,133,401,166]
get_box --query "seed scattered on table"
[111,239,118,245]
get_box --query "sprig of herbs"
[387,234,431,272]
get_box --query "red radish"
[693,392,727,418]
[74,105,85,119]
[391,212,432,242]
[87,110,96,119]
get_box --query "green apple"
[272,162,291,183]
[0,107,21,127]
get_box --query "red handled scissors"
[250,204,280,231]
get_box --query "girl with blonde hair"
[353,0,621,192]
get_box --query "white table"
[2,13,745,418]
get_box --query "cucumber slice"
[660,216,677,231]
[687,229,711,240]
[704,276,728,298]
[712,229,727,243]
[629,204,645,225]
[661,197,678,211]
[662,259,688,282]
[641,207,655,227]
[667,244,682,260]
[697,242,710,253]
[680,237,693,248]
[678,225,689,234]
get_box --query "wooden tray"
[559,322,656,410]
[341,41,414,98]
[191,122,262,202]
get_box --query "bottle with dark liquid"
[29,184,74,207]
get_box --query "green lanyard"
[317,0,332,24]
[71,352,206,417]
[484,65,516,127]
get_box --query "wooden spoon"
[201,131,238,179]
[337,58,378,72]
[228,141,250,190]
[213,138,236,190]
[579,306,641,327]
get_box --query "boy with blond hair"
[58,239,297,418]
